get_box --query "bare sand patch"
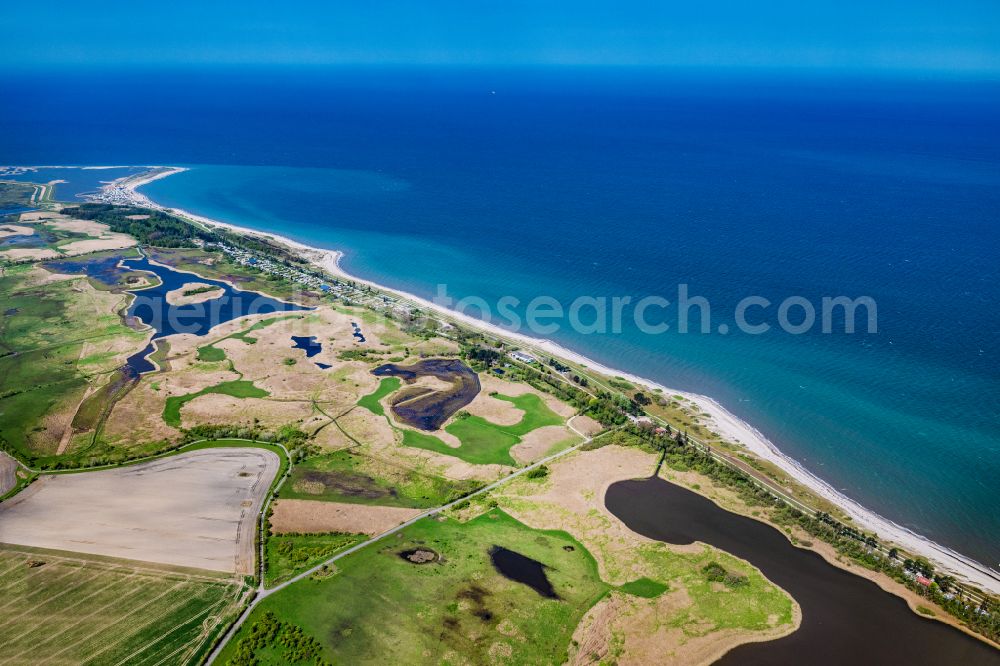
[165,282,224,305]
[0,247,60,261]
[57,236,136,254]
[510,425,578,464]
[465,390,525,426]
[43,215,111,235]
[568,414,603,437]
[270,499,420,535]
[337,407,398,450]
[104,381,184,441]
[0,448,278,573]
[18,211,56,222]
[0,224,34,238]
[180,394,314,429]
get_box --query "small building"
[916,576,932,587]
[509,350,537,364]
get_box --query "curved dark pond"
[606,477,999,665]
[489,546,559,599]
[372,358,480,430]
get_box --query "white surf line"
[205,426,617,665]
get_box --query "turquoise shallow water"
[2,69,997,567]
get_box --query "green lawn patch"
[399,392,565,466]
[356,377,401,416]
[619,577,668,598]
[443,416,521,465]
[163,380,269,428]
[196,344,226,362]
[218,510,609,665]
[264,532,366,587]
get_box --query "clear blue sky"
[2,0,998,73]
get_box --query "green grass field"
[356,377,402,416]
[264,532,366,587]
[163,380,269,428]
[400,392,566,466]
[282,448,480,508]
[219,510,609,665]
[0,545,243,666]
[618,576,669,598]
[0,264,146,462]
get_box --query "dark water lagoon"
[44,252,308,374]
[489,546,559,599]
[372,358,480,430]
[605,477,999,665]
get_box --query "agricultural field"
[0,544,245,666]
[220,510,610,665]
[0,447,279,573]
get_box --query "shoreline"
[101,166,999,595]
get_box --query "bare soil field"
[0,448,278,574]
[510,425,579,464]
[270,498,421,535]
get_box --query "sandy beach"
[101,166,1000,596]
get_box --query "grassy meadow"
[281,447,480,508]
[220,510,609,665]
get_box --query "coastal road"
[205,419,610,664]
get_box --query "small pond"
[489,546,559,599]
[291,335,322,357]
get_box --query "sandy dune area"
[0,448,278,574]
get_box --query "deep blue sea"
[1,68,997,566]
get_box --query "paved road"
[205,419,608,664]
